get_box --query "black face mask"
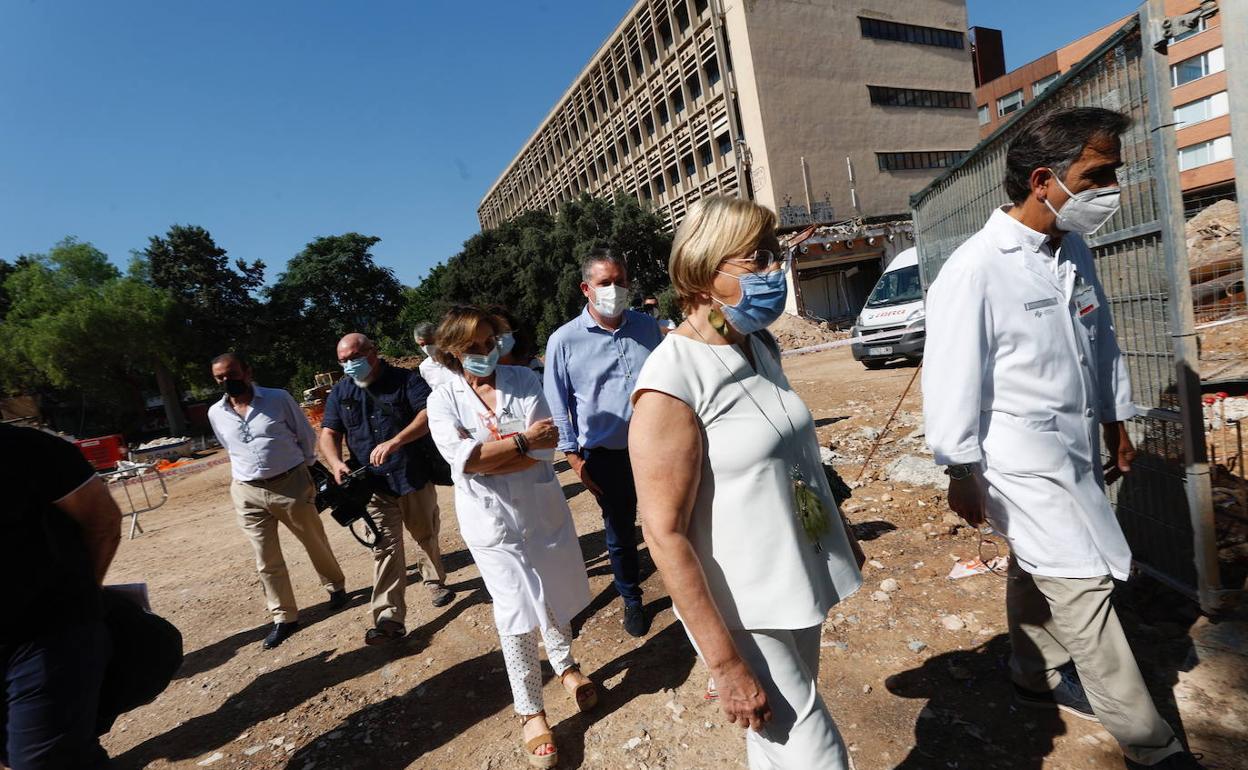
[223,378,249,397]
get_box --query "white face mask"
[591,283,630,318]
[421,343,438,359]
[1043,168,1121,235]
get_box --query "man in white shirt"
[923,108,1200,769]
[415,322,453,391]
[208,352,348,650]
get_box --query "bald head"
[336,333,374,362]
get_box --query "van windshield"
[865,264,922,308]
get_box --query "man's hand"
[566,452,603,496]
[947,474,986,527]
[329,459,351,485]
[369,438,401,467]
[1102,422,1135,473]
[711,656,773,732]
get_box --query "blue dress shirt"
[543,306,662,454]
[208,385,317,482]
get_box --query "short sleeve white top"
[633,333,862,631]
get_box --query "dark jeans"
[2,620,111,770]
[583,447,643,605]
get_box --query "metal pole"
[1142,0,1222,614]
[1219,0,1248,296]
[710,0,751,200]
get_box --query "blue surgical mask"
[498,332,516,357]
[715,268,789,334]
[462,347,500,377]
[342,356,372,382]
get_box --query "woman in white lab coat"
[426,306,594,769]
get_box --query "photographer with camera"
[208,352,349,651]
[319,333,454,647]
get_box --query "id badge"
[496,415,526,439]
[1073,282,1100,317]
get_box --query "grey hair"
[1003,107,1131,204]
[580,247,627,283]
[413,321,436,343]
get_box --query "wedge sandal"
[520,711,557,769]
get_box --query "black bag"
[96,589,183,735]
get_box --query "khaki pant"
[368,483,447,628]
[1007,557,1181,765]
[231,466,346,624]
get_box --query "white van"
[850,247,925,369]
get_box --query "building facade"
[974,1,1235,211]
[478,0,979,321]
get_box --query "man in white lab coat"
[923,108,1201,769]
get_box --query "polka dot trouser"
[499,606,576,715]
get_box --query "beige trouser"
[368,483,447,628]
[1007,557,1181,765]
[231,466,346,624]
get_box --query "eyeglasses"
[976,531,1010,578]
[724,248,792,273]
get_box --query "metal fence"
[909,5,1238,613]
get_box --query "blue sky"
[0,0,1139,287]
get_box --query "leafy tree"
[414,192,673,348]
[0,238,183,434]
[263,233,405,390]
[141,224,264,377]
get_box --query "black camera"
[309,461,382,547]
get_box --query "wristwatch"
[944,463,977,480]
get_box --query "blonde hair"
[433,306,499,375]
[668,195,776,311]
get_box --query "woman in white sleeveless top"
[631,196,864,769]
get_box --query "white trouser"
[499,606,576,715]
[731,625,853,770]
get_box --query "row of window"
[1178,135,1232,172]
[1171,46,1224,87]
[876,150,968,172]
[868,85,971,110]
[859,16,964,49]
[643,131,735,198]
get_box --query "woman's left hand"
[712,656,773,732]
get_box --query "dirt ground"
[99,345,1247,770]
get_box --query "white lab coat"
[923,207,1136,580]
[419,357,454,390]
[427,365,591,636]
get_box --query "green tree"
[0,238,183,434]
[414,192,672,347]
[141,224,265,378]
[263,233,405,391]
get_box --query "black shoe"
[364,620,406,646]
[430,586,454,608]
[327,589,349,610]
[1013,667,1098,722]
[1125,751,1205,769]
[623,603,650,638]
[263,621,300,650]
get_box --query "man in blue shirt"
[544,249,663,637]
[320,333,453,646]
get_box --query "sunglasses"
[725,248,792,273]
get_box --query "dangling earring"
[708,306,730,338]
